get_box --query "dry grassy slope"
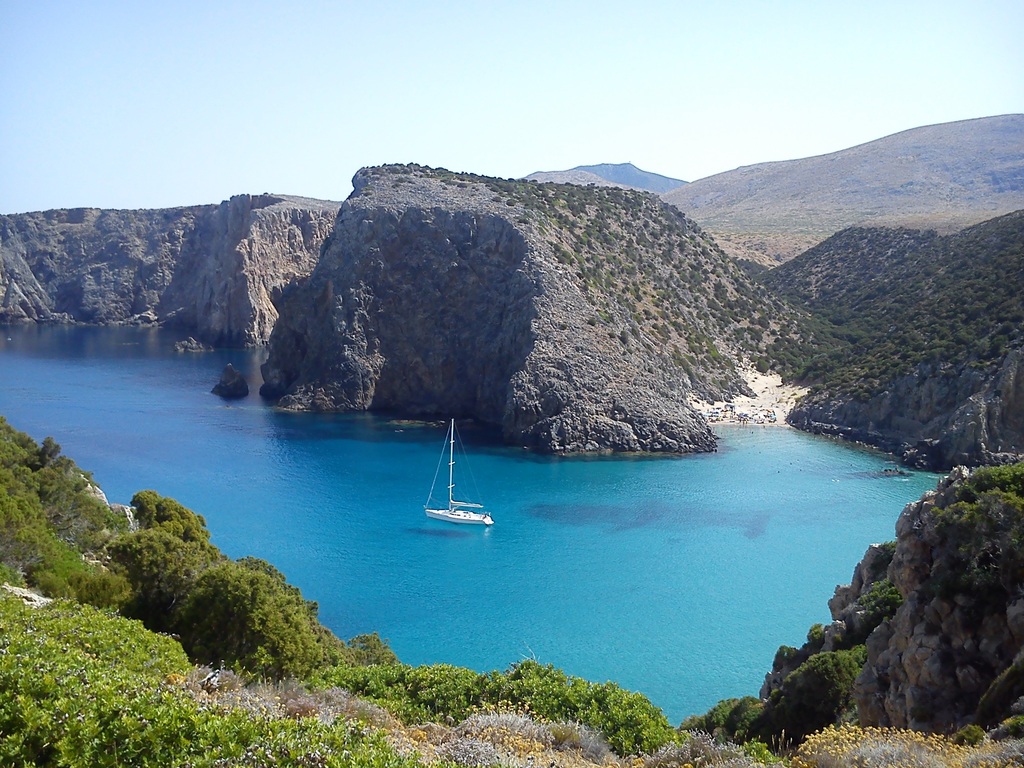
[664,114,1024,263]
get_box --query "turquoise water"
[0,326,940,722]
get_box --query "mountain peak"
[525,163,687,194]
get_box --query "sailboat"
[424,419,494,525]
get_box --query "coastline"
[689,368,808,428]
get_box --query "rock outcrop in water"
[261,165,803,454]
[0,194,338,346]
[212,363,249,399]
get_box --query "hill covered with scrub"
[260,164,819,454]
[763,210,1024,470]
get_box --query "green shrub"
[743,738,783,763]
[932,463,1024,605]
[1002,714,1024,737]
[806,623,825,648]
[952,723,986,746]
[130,489,211,544]
[176,559,329,680]
[752,646,867,746]
[844,578,903,645]
[345,632,398,666]
[680,696,763,743]
[108,527,221,631]
[976,657,1024,727]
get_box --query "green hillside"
[761,210,1024,397]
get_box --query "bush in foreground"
[792,724,1024,767]
[752,646,867,747]
[313,658,676,755]
[0,593,417,768]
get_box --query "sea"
[0,325,941,723]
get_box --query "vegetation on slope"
[311,659,675,756]
[0,416,130,604]
[362,164,824,398]
[0,595,416,768]
[931,462,1024,609]
[761,210,1024,396]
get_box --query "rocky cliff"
[854,464,1024,732]
[749,463,1024,740]
[789,348,1024,470]
[0,194,338,345]
[765,212,1024,470]
[261,165,805,453]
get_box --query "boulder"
[174,336,211,353]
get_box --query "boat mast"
[448,419,455,510]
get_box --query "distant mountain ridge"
[664,114,1024,243]
[526,162,687,193]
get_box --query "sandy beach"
[689,368,809,427]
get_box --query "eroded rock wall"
[0,195,338,345]
[789,348,1024,470]
[853,467,1024,730]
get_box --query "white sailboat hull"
[424,419,494,526]
[425,507,494,525]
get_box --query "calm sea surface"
[0,326,940,722]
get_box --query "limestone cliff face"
[260,165,778,454]
[0,194,337,345]
[789,347,1024,470]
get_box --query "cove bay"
[0,326,940,722]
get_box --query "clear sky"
[2,0,1022,213]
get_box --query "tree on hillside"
[176,558,327,679]
[108,527,221,631]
